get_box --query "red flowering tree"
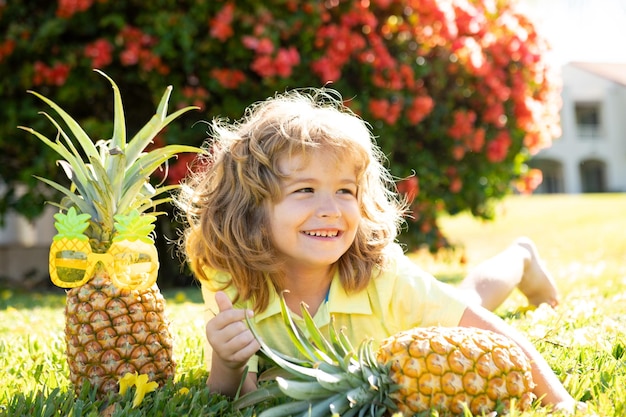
[1,0,560,251]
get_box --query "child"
[177,88,577,412]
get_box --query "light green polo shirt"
[201,250,468,373]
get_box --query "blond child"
[177,88,576,412]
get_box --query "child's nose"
[317,194,341,218]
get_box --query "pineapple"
[19,70,201,397]
[235,294,536,417]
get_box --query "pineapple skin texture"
[376,326,536,416]
[65,270,176,396]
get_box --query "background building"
[531,62,626,194]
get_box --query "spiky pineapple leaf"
[256,399,313,417]
[20,113,110,224]
[124,93,200,167]
[120,144,200,213]
[236,293,394,417]
[124,144,201,184]
[20,70,203,242]
[113,210,157,243]
[24,91,100,161]
[95,70,126,150]
[34,176,94,218]
[52,207,91,241]
[243,316,320,381]
[20,123,98,215]
[230,383,285,410]
[277,292,334,364]
[300,302,344,365]
[133,184,180,214]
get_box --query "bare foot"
[515,237,560,307]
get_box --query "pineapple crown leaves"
[18,69,202,240]
[52,206,92,241]
[112,209,157,244]
[234,292,395,417]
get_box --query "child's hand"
[206,291,260,370]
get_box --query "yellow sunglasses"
[49,209,159,290]
[50,237,159,291]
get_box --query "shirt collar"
[254,271,372,323]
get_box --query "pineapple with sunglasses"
[20,70,201,397]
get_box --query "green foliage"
[0,0,560,249]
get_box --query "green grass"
[1,194,625,416]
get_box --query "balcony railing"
[576,124,604,139]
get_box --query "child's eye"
[295,187,314,193]
[338,188,356,195]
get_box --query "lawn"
[1,194,624,416]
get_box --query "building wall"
[532,64,626,193]
[0,206,55,286]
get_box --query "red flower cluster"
[448,110,477,141]
[407,96,435,125]
[56,0,93,18]
[446,167,463,194]
[311,13,368,82]
[515,168,543,195]
[486,131,512,163]
[179,86,210,110]
[250,46,300,78]
[210,68,246,89]
[118,26,169,75]
[369,98,403,125]
[0,39,15,63]
[84,39,113,69]
[209,2,235,42]
[32,61,70,86]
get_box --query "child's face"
[268,149,361,277]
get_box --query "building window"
[579,159,606,193]
[529,158,564,194]
[574,102,603,139]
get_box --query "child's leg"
[456,237,560,311]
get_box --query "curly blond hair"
[177,88,406,312]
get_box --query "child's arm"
[458,304,579,413]
[205,291,260,396]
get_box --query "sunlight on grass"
[1,194,624,416]
[412,194,626,296]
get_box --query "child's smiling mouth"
[302,230,339,237]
